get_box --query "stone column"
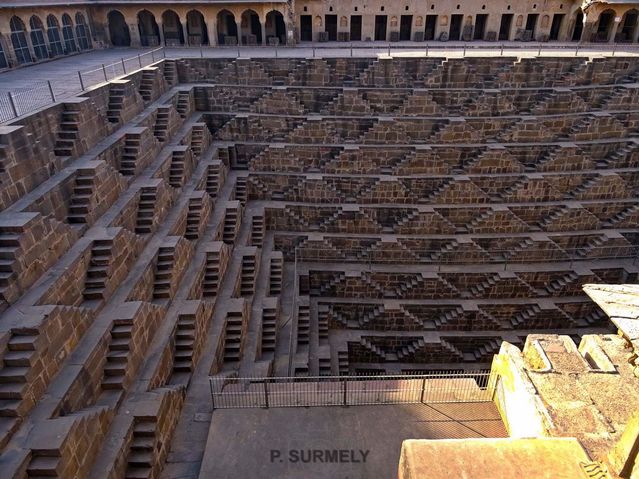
[632,22,639,43]
[181,22,188,46]
[208,19,217,46]
[158,23,165,45]
[609,17,621,43]
[129,23,141,47]
[261,21,267,45]
[236,20,243,45]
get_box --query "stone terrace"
[0,55,637,477]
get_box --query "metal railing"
[287,245,639,268]
[209,370,495,409]
[168,41,639,60]
[0,47,164,123]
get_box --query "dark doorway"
[138,10,160,47]
[162,10,184,46]
[266,11,286,45]
[300,15,312,41]
[525,13,539,38]
[450,14,463,41]
[499,14,513,40]
[474,14,487,40]
[187,10,208,45]
[325,14,337,41]
[572,11,584,41]
[549,14,564,40]
[375,15,387,41]
[400,15,412,41]
[621,11,638,42]
[108,10,130,47]
[425,15,437,40]
[351,15,362,41]
[596,11,614,41]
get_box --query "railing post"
[47,81,55,102]
[7,92,18,118]
[463,43,467,57]
[209,378,216,411]
[77,71,85,90]
[420,377,426,403]
[313,46,316,58]
[538,43,542,56]
[388,43,391,56]
[121,58,126,73]
[200,45,204,58]
[500,44,504,56]
[102,63,108,82]
[342,377,348,406]
[264,379,269,408]
[151,49,155,62]
[138,54,142,68]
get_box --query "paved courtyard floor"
[188,402,506,479]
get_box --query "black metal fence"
[209,370,496,409]
[0,47,164,123]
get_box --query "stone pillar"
[633,22,639,43]
[208,19,217,46]
[158,23,165,45]
[236,20,242,45]
[261,21,267,45]
[609,17,621,43]
[129,23,141,47]
[580,14,594,43]
[181,22,188,45]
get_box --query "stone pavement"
[193,402,506,479]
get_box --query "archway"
[571,9,584,41]
[217,10,237,45]
[62,13,77,52]
[10,16,31,64]
[620,9,639,42]
[138,10,160,46]
[29,16,48,60]
[46,15,64,56]
[241,9,262,45]
[186,10,208,45]
[75,13,91,50]
[0,37,7,69]
[162,10,184,46]
[108,10,130,47]
[265,10,286,45]
[595,9,615,42]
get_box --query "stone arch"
[241,9,262,45]
[29,15,48,60]
[138,10,160,47]
[162,10,184,46]
[217,10,237,45]
[571,8,584,41]
[46,14,64,56]
[107,10,129,47]
[314,16,323,28]
[75,12,91,50]
[416,16,424,28]
[620,8,639,42]
[390,16,398,28]
[541,15,550,29]
[516,15,524,28]
[440,16,448,27]
[186,10,208,45]
[10,15,31,64]
[266,10,286,45]
[594,8,616,42]
[61,13,77,52]
[340,16,348,28]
